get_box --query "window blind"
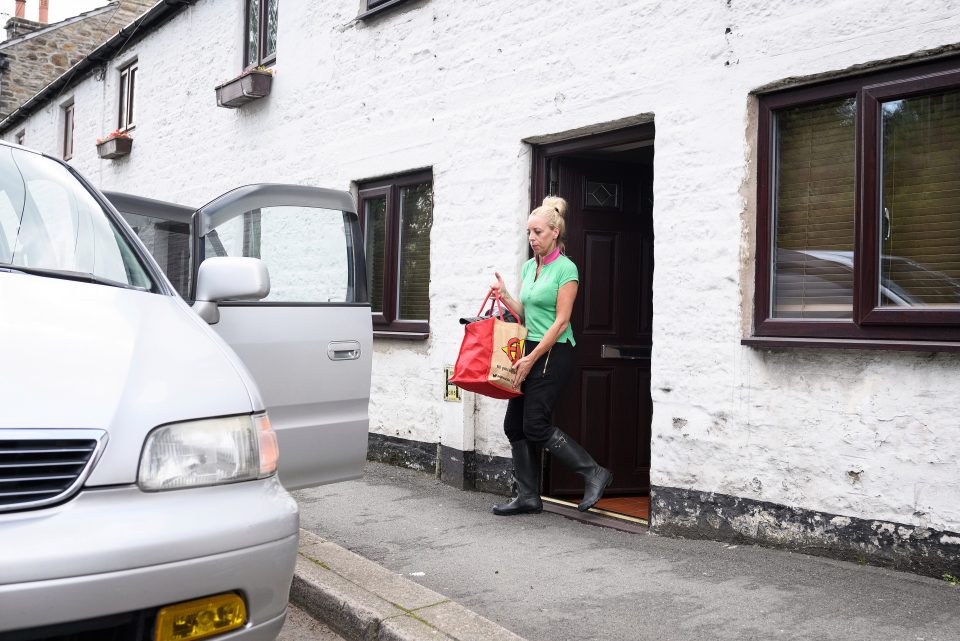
[772,98,856,318]
[880,89,960,308]
[365,198,387,314]
[397,183,432,321]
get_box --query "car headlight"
[139,413,279,491]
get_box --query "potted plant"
[96,130,132,159]
[215,66,274,109]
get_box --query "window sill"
[374,330,430,340]
[742,336,960,353]
[357,0,415,21]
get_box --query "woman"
[490,196,612,516]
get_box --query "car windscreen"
[0,145,153,290]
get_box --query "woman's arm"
[512,280,578,386]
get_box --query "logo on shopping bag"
[501,337,525,364]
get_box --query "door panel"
[212,305,371,488]
[548,158,653,497]
[198,185,372,490]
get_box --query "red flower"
[96,129,132,145]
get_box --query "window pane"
[127,67,136,127]
[364,197,386,314]
[265,0,278,58]
[772,98,856,319]
[879,91,960,308]
[246,0,260,65]
[207,206,355,303]
[63,105,74,159]
[117,70,128,129]
[397,183,432,321]
[123,213,191,298]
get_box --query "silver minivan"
[0,141,372,641]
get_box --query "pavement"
[277,604,346,641]
[292,462,960,641]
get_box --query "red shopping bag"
[450,290,527,399]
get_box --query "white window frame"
[118,60,138,131]
[62,101,75,160]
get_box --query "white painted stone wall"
[8,0,960,532]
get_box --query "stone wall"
[0,0,154,121]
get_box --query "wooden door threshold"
[541,497,649,533]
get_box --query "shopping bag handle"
[476,288,521,322]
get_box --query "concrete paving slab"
[299,535,447,611]
[294,529,527,641]
[410,601,528,641]
[292,553,403,641]
[277,604,347,641]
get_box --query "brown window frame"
[358,169,433,337]
[117,61,137,132]
[752,56,960,348]
[357,0,416,20]
[244,0,277,70]
[62,102,74,160]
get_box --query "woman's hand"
[512,354,534,388]
[491,271,507,297]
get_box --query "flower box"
[215,70,273,108]
[96,135,132,159]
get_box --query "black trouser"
[503,341,575,444]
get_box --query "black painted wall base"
[368,434,514,496]
[651,485,960,579]
[367,433,437,473]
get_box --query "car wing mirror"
[192,257,270,324]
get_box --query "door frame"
[530,122,655,200]
[529,121,656,503]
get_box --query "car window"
[204,205,355,303]
[123,213,191,298]
[0,146,153,290]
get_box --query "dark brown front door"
[545,154,654,498]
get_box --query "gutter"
[0,0,198,134]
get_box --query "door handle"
[328,341,361,361]
[601,345,650,360]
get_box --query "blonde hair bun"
[541,196,567,219]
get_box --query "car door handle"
[327,341,361,361]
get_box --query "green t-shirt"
[519,254,579,345]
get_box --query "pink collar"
[540,247,562,266]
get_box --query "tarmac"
[292,461,960,641]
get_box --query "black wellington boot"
[492,440,543,515]
[544,427,613,512]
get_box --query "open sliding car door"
[195,184,371,489]
[107,185,372,489]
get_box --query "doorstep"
[540,496,650,534]
[292,529,527,641]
